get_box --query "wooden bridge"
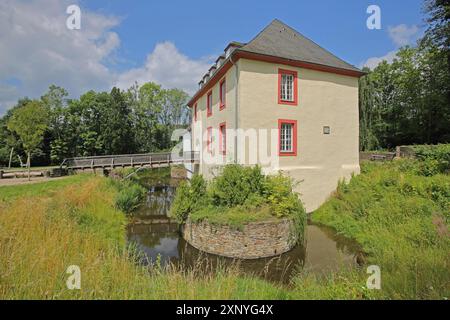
[60,151,199,171]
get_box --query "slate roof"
[238,19,361,73]
[188,19,362,106]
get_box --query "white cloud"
[0,0,216,115]
[360,50,397,70]
[115,42,213,95]
[388,24,419,47]
[361,24,420,70]
[0,0,120,114]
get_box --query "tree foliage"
[7,100,49,155]
[359,21,450,150]
[7,100,49,178]
[0,82,190,166]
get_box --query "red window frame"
[207,126,212,153]
[219,79,226,110]
[194,103,198,121]
[207,91,212,117]
[278,68,298,106]
[278,119,297,156]
[219,122,226,155]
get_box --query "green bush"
[170,174,207,223]
[209,165,266,207]
[171,165,306,241]
[114,180,147,213]
[412,144,450,175]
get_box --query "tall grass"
[313,159,450,299]
[0,176,292,299]
[2,161,445,299]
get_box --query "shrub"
[114,181,147,213]
[209,165,266,207]
[412,144,450,175]
[171,165,306,241]
[170,174,207,223]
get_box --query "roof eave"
[187,49,365,107]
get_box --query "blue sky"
[0,0,425,114]
[82,0,425,71]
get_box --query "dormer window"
[225,47,232,58]
[224,42,241,59]
[216,55,225,70]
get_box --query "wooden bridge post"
[111,158,114,170]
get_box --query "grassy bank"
[4,159,445,299]
[313,159,450,299]
[0,174,374,299]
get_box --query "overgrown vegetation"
[410,144,450,175]
[313,158,450,299]
[108,177,147,214]
[3,158,447,299]
[0,175,372,299]
[170,165,306,240]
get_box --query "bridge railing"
[61,151,199,169]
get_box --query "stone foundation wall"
[182,218,298,259]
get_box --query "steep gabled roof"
[188,19,363,107]
[239,19,361,73]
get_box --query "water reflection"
[126,182,361,284]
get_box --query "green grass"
[2,160,447,299]
[312,159,450,299]
[190,205,276,229]
[0,174,91,201]
[0,173,374,300]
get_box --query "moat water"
[127,175,361,284]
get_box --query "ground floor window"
[278,119,297,156]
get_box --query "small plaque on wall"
[323,126,331,134]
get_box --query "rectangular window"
[219,122,226,155]
[220,79,226,110]
[207,126,212,153]
[194,103,198,121]
[278,69,298,106]
[278,119,297,156]
[207,91,212,117]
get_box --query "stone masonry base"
[182,217,298,259]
